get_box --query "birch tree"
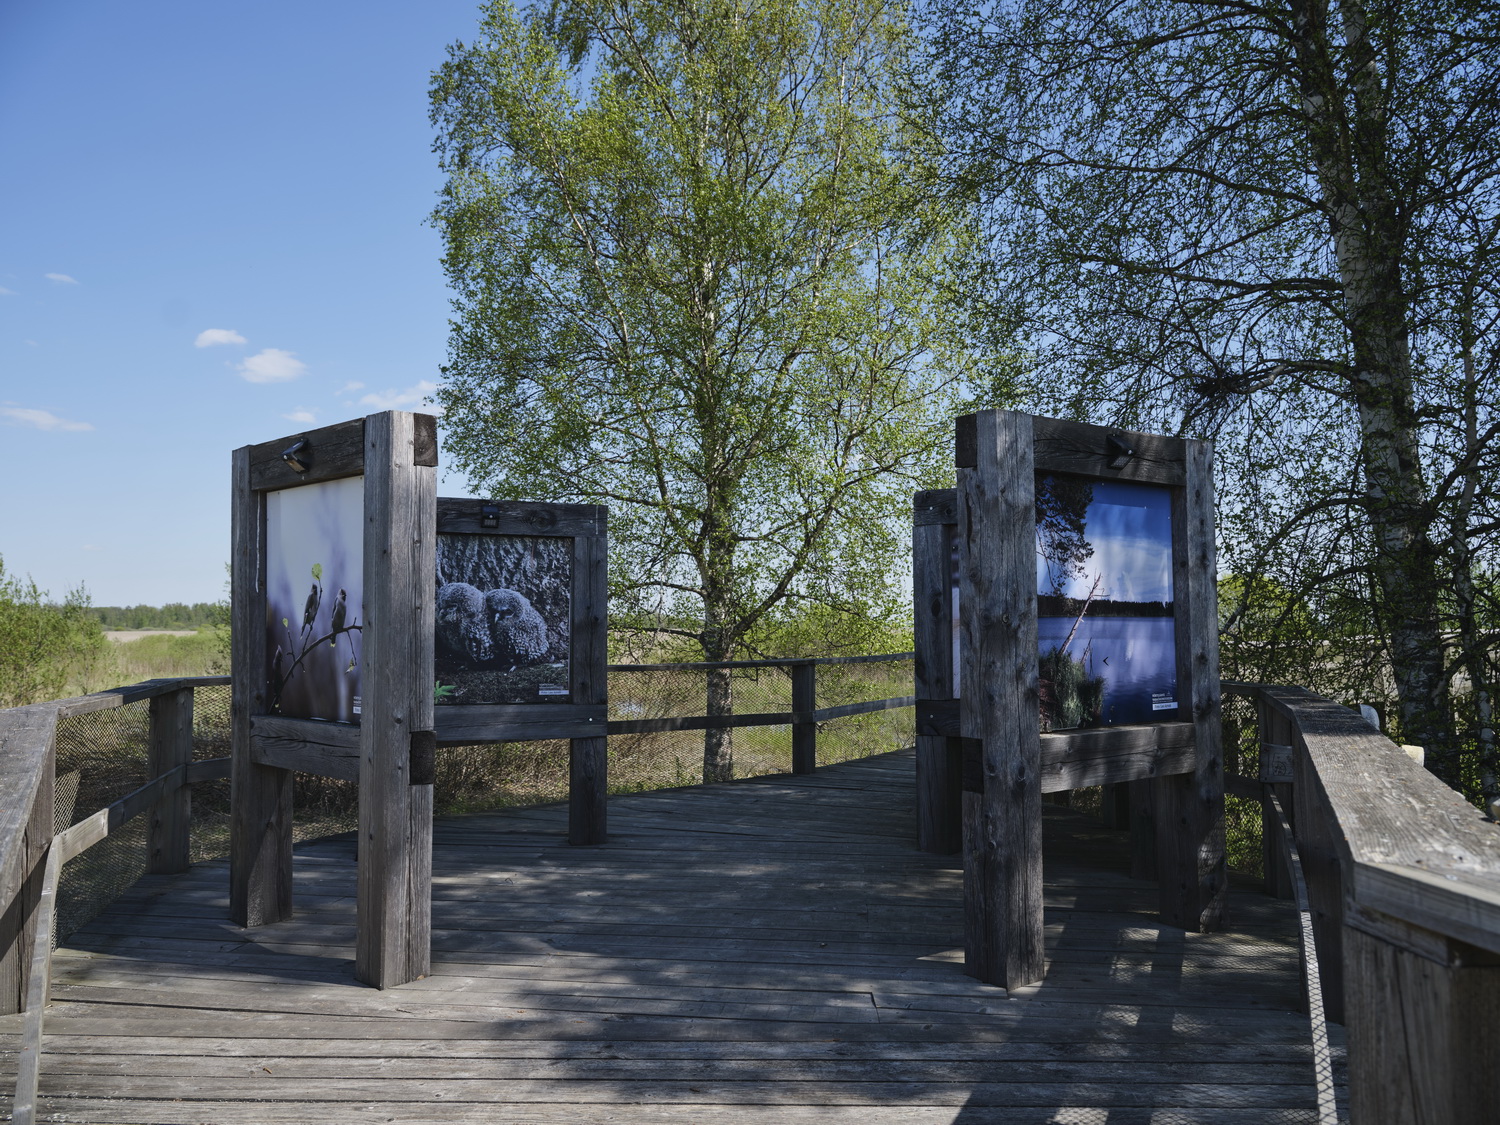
[432,0,1008,781]
[926,0,1500,797]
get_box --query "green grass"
[107,628,227,683]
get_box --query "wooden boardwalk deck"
[2,750,1342,1123]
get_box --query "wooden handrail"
[607,651,914,672]
[0,677,232,1124]
[1223,681,1500,1125]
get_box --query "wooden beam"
[1156,438,1226,932]
[229,445,294,929]
[356,411,436,988]
[913,493,960,855]
[437,499,606,539]
[436,704,607,744]
[147,687,194,874]
[246,416,366,491]
[791,662,817,775]
[957,409,1044,990]
[568,527,609,846]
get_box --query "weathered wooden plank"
[0,705,54,1015]
[568,526,608,846]
[230,445,295,928]
[791,663,817,775]
[246,416,366,491]
[10,843,61,1125]
[186,757,232,784]
[1030,415,1187,486]
[50,677,228,720]
[1037,723,1196,793]
[435,704,606,745]
[356,411,436,988]
[250,732,361,782]
[1156,438,1226,933]
[147,687,194,874]
[437,498,606,539]
[912,487,958,527]
[957,409,1044,990]
[16,1102,1329,1125]
[1344,919,1499,1125]
[54,765,186,865]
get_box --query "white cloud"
[235,348,306,384]
[359,380,440,411]
[195,328,247,348]
[282,408,316,424]
[0,287,15,296]
[1,406,94,432]
[337,381,366,394]
[44,273,78,284]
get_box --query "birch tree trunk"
[1292,0,1457,779]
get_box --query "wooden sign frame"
[913,489,961,855]
[231,411,437,989]
[432,498,609,846]
[950,409,1225,989]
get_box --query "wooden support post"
[791,662,817,775]
[568,520,609,845]
[914,491,961,854]
[148,686,194,874]
[1292,723,1345,1024]
[1128,778,1157,881]
[356,411,436,988]
[1260,702,1295,900]
[0,728,53,1016]
[229,446,295,929]
[957,410,1044,990]
[1100,782,1131,830]
[1344,915,1500,1124]
[1155,439,1226,932]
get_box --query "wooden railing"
[605,652,915,774]
[1224,682,1500,1125]
[0,677,232,1124]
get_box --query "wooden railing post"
[1258,698,1294,900]
[0,722,53,1017]
[1344,915,1500,1124]
[147,686,194,875]
[791,662,816,775]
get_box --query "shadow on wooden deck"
[2,749,1343,1123]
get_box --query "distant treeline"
[91,603,223,630]
[1037,596,1173,619]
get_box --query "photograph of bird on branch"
[264,476,365,724]
[435,533,571,704]
[430,0,1016,782]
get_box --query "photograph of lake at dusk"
[1036,474,1177,730]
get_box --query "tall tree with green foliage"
[925,0,1500,800]
[431,0,1010,781]
[0,556,111,708]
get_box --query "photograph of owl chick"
[436,581,494,665]
[483,588,548,671]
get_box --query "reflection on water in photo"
[1039,616,1177,728]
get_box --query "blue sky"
[0,0,488,605]
[1037,480,1174,605]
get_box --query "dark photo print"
[435,533,571,705]
[1035,474,1176,730]
[264,476,365,724]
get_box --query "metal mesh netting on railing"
[51,682,364,941]
[815,657,915,767]
[1221,690,1268,877]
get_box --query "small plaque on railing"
[1259,743,1294,783]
